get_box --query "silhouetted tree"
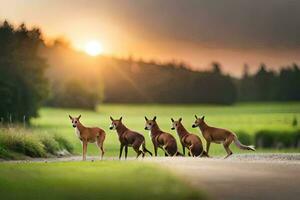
[0,21,48,123]
[278,63,300,101]
[242,64,250,78]
[212,62,222,74]
[238,62,300,102]
[98,58,237,104]
[47,79,100,110]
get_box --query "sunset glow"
[84,41,104,56]
[2,1,300,75]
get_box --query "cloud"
[2,0,300,75]
[99,0,300,50]
[3,0,300,50]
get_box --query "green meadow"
[1,102,299,200]
[0,161,204,200]
[31,102,300,157]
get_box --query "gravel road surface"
[2,153,300,200]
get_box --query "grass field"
[0,161,205,200]
[31,102,300,157]
[1,102,299,200]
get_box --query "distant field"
[0,161,204,200]
[32,102,300,157]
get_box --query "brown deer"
[171,118,208,157]
[192,115,255,158]
[145,116,182,156]
[109,116,152,159]
[69,115,106,161]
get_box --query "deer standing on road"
[171,118,208,157]
[145,116,182,156]
[69,115,106,161]
[110,116,152,159]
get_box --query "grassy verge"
[0,127,73,160]
[30,103,300,157]
[0,161,206,200]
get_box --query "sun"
[84,40,104,56]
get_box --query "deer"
[144,116,182,156]
[192,115,255,158]
[69,115,106,161]
[109,116,152,159]
[171,117,208,157]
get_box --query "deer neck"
[176,124,188,138]
[150,123,162,137]
[199,121,209,132]
[116,123,128,136]
[75,122,86,137]
[77,122,86,131]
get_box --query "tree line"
[1,21,299,122]
[0,21,48,123]
[100,60,237,104]
[98,58,300,104]
[238,63,300,101]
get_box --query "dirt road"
[2,153,300,200]
[145,154,300,200]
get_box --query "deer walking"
[171,118,208,157]
[192,115,255,158]
[145,116,182,156]
[110,116,152,159]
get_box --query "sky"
[1,0,300,76]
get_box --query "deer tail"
[234,136,255,151]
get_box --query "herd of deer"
[69,115,255,161]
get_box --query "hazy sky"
[1,0,300,75]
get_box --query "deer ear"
[195,115,198,119]
[119,116,123,121]
[153,116,157,121]
[69,115,72,120]
[201,116,205,120]
[144,116,148,121]
[78,115,81,120]
[171,118,174,122]
[179,118,182,122]
[110,116,114,121]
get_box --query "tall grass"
[53,134,74,153]
[0,126,74,159]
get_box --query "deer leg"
[189,144,195,157]
[125,145,128,159]
[223,138,233,159]
[133,140,144,158]
[139,143,146,158]
[190,149,194,157]
[96,137,105,160]
[164,148,170,156]
[182,144,186,156]
[142,143,152,156]
[82,141,87,161]
[133,146,143,158]
[119,144,124,160]
[163,144,171,156]
[153,145,158,156]
[206,141,211,156]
